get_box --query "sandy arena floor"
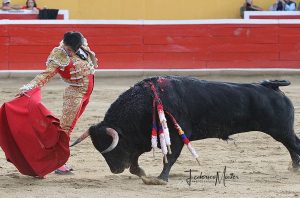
[0,75,300,198]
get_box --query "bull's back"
[104,76,293,140]
[159,77,294,139]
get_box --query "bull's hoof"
[141,176,167,185]
[129,166,146,177]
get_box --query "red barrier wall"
[1,22,300,70]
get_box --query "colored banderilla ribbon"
[150,82,199,165]
[165,111,200,166]
[150,83,171,163]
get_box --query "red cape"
[0,88,70,177]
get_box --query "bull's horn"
[101,128,119,154]
[70,130,90,147]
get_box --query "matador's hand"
[16,84,33,97]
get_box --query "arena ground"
[0,75,300,198]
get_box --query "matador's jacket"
[20,40,98,135]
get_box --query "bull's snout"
[108,161,131,174]
[110,167,125,174]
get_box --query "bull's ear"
[101,128,119,154]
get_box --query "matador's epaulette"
[46,47,70,68]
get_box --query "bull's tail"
[260,80,290,90]
[70,130,90,147]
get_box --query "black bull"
[72,76,300,182]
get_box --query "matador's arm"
[81,38,99,68]
[19,47,69,92]
[19,63,59,92]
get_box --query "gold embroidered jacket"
[20,42,98,91]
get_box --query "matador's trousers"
[60,75,94,135]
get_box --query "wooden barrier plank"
[94,45,143,53]
[0,23,299,70]
[144,25,210,37]
[280,52,300,60]
[88,35,143,45]
[141,61,207,69]
[143,53,207,68]
[8,53,48,63]
[8,25,143,37]
[207,60,300,68]
[209,52,279,61]
[280,26,300,33]
[212,35,278,44]
[279,35,300,44]
[209,43,278,53]
[99,53,143,69]
[279,44,300,52]
[0,53,8,60]
[0,36,9,45]
[143,44,209,53]
[9,45,54,54]
[0,26,8,36]
[209,26,278,37]
[0,45,8,64]
[9,36,62,45]
[143,35,213,45]
[0,62,8,70]
[74,25,143,36]
[9,62,45,70]
[8,26,75,36]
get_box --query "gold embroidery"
[21,43,97,134]
[46,47,70,68]
[60,78,89,133]
[26,62,59,89]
